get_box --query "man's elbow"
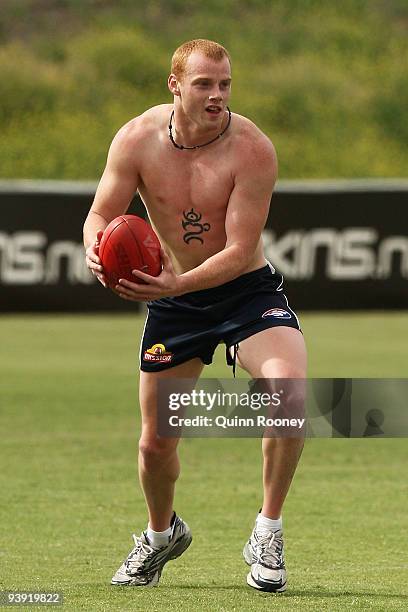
[229,242,259,273]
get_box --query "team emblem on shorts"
[143,343,173,363]
[262,308,292,319]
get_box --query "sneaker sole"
[247,571,287,593]
[111,569,162,587]
[243,541,287,593]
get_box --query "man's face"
[176,52,232,128]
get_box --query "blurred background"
[1,0,407,178]
[1,2,407,611]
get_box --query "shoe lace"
[255,530,283,568]
[125,534,155,574]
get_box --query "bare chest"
[138,147,234,216]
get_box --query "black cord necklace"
[168,107,232,150]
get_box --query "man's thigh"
[237,328,307,440]
[235,327,307,379]
[139,358,205,441]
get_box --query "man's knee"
[138,436,177,470]
[257,372,306,440]
[267,362,305,379]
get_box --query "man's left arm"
[178,139,277,292]
[117,137,277,300]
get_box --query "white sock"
[146,524,172,548]
[256,513,282,532]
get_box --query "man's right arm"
[83,122,141,284]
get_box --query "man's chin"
[203,112,224,128]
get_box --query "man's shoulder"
[113,104,172,148]
[231,112,277,168]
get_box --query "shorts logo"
[262,308,292,319]
[143,343,173,363]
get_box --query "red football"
[99,215,162,289]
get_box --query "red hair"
[171,39,231,79]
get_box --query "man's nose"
[209,88,222,101]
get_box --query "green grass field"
[1,313,407,611]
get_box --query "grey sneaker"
[243,527,286,592]
[111,512,192,587]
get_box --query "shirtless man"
[84,39,306,593]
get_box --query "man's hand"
[85,230,108,288]
[115,249,185,301]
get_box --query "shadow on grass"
[82,580,408,601]
[164,585,407,600]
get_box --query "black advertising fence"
[0,181,143,312]
[0,179,407,311]
[266,179,408,309]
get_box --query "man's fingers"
[131,269,158,283]
[115,284,140,297]
[87,258,103,272]
[96,274,107,288]
[84,230,106,282]
[115,287,148,301]
[86,248,103,270]
[118,293,149,302]
[86,248,101,263]
[91,262,103,272]
[115,283,153,300]
[94,229,104,254]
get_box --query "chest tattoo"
[181,208,211,244]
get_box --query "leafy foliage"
[0,0,406,178]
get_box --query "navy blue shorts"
[140,263,301,374]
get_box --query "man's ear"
[168,74,181,96]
